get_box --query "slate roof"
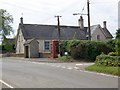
[20,24,87,40]
[101,28,113,38]
[19,23,113,41]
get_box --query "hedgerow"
[95,55,120,67]
[60,40,113,61]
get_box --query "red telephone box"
[50,40,59,58]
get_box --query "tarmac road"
[0,57,119,88]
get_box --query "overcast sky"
[0,0,119,38]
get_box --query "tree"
[116,28,120,56]
[0,9,13,40]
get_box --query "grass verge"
[85,64,120,76]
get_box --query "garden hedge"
[60,40,114,61]
[95,55,120,67]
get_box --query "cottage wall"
[91,26,106,41]
[16,29,25,54]
[29,40,39,58]
[38,40,44,53]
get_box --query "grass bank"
[85,64,120,76]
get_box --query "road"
[0,57,119,88]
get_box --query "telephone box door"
[50,40,59,58]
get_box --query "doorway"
[25,46,29,58]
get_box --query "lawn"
[85,64,120,76]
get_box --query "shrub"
[96,55,120,67]
[60,40,114,61]
[106,39,116,51]
[58,56,72,62]
[116,28,120,56]
[1,43,15,53]
[60,41,68,56]
[108,52,118,56]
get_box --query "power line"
[80,2,87,14]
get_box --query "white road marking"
[37,63,45,64]
[74,67,79,70]
[30,62,45,65]
[76,64,83,66]
[61,66,66,68]
[56,65,61,67]
[67,67,73,70]
[0,80,14,88]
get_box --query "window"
[44,41,50,51]
[97,35,100,41]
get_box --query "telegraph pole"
[87,0,91,40]
[55,15,62,57]
[73,0,91,40]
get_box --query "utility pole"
[73,0,91,40]
[87,0,91,40]
[55,15,62,57]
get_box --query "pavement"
[3,57,63,63]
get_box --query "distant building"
[15,17,113,58]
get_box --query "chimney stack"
[20,17,23,24]
[103,21,107,28]
[78,16,84,29]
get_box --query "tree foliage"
[0,9,13,39]
[116,28,120,56]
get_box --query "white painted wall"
[38,40,44,53]
[91,26,106,41]
[16,29,25,54]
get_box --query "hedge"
[60,40,113,61]
[95,55,120,67]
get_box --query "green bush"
[60,40,114,61]
[60,41,68,56]
[1,44,15,53]
[58,56,72,62]
[116,39,120,56]
[96,55,120,67]
[108,52,118,56]
[116,29,120,56]
[106,39,116,51]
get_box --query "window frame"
[44,40,50,52]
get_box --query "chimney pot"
[103,21,107,28]
[78,16,84,29]
[20,17,23,24]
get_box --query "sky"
[0,0,119,39]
